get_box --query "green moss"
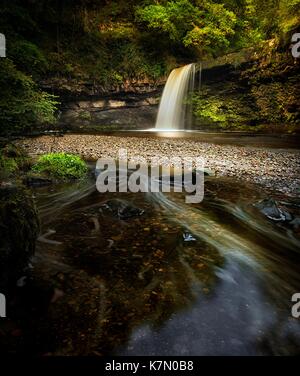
[0,156,18,178]
[32,153,88,180]
[0,144,31,179]
[10,40,48,78]
[192,92,248,128]
[78,111,92,121]
[251,81,299,123]
[0,185,39,289]
[0,59,59,135]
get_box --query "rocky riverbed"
[17,134,300,196]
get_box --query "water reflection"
[119,253,296,356]
[3,170,299,355]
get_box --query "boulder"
[0,184,39,290]
[254,198,292,222]
[23,173,52,187]
[99,199,144,220]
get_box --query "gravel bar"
[16,134,300,197]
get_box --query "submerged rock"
[254,198,292,222]
[0,185,39,290]
[99,199,144,220]
[23,173,52,187]
[290,217,300,231]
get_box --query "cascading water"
[155,63,196,130]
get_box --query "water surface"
[22,170,300,355]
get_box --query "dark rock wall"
[193,53,300,132]
[57,91,161,131]
[0,185,39,291]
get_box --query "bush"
[0,59,59,135]
[10,40,48,77]
[32,153,88,180]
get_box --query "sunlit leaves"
[0,59,59,135]
[136,0,236,56]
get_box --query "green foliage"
[0,0,299,135]
[192,57,300,131]
[251,81,299,123]
[222,0,300,47]
[0,155,18,179]
[278,0,300,44]
[81,34,168,85]
[136,0,200,42]
[32,153,88,180]
[0,59,59,135]
[48,51,82,78]
[192,92,246,127]
[0,144,31,179]
[78,111,92,121]
[10,40,48,77]
[136,0,237,56]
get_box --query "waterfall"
[155,63,196,130]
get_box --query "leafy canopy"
[135,0,237,55]
[0,59,59,135]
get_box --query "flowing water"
[7,165,300,355]
[155,64,196,130]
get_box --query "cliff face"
[51,48,299,133]
[40,77,166,99]
[1,0,299,135]
[54,89,161,132]
[192,49,300,133]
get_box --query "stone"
[99,199,144,220]
[254,198,292,222]
[0,185,39,290]
[183,231,197,242]
[290,217,300,230]
[23,174,52,187]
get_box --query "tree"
[0,59,59,135]
[135,0,237,57]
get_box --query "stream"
[12,162,300,356]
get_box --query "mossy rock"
[0,184,39,290]
[31,153,88,180]
[23,172,53,187]
[0,144,31,180]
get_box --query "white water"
[155,63,195,130]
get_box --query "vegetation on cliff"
[0,0,299,134]
[192,50,300,131]
[0,143,31,179]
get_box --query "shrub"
[0,59,59,135]
[0,144,31,179]
[10,40,48,77]
[32,153,88,180]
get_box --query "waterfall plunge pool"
[2,166,300,356]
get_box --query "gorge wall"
[49,48,300,133]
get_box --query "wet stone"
[183,231,197,242]
[255,198,293,222]
[99,199,145,220]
